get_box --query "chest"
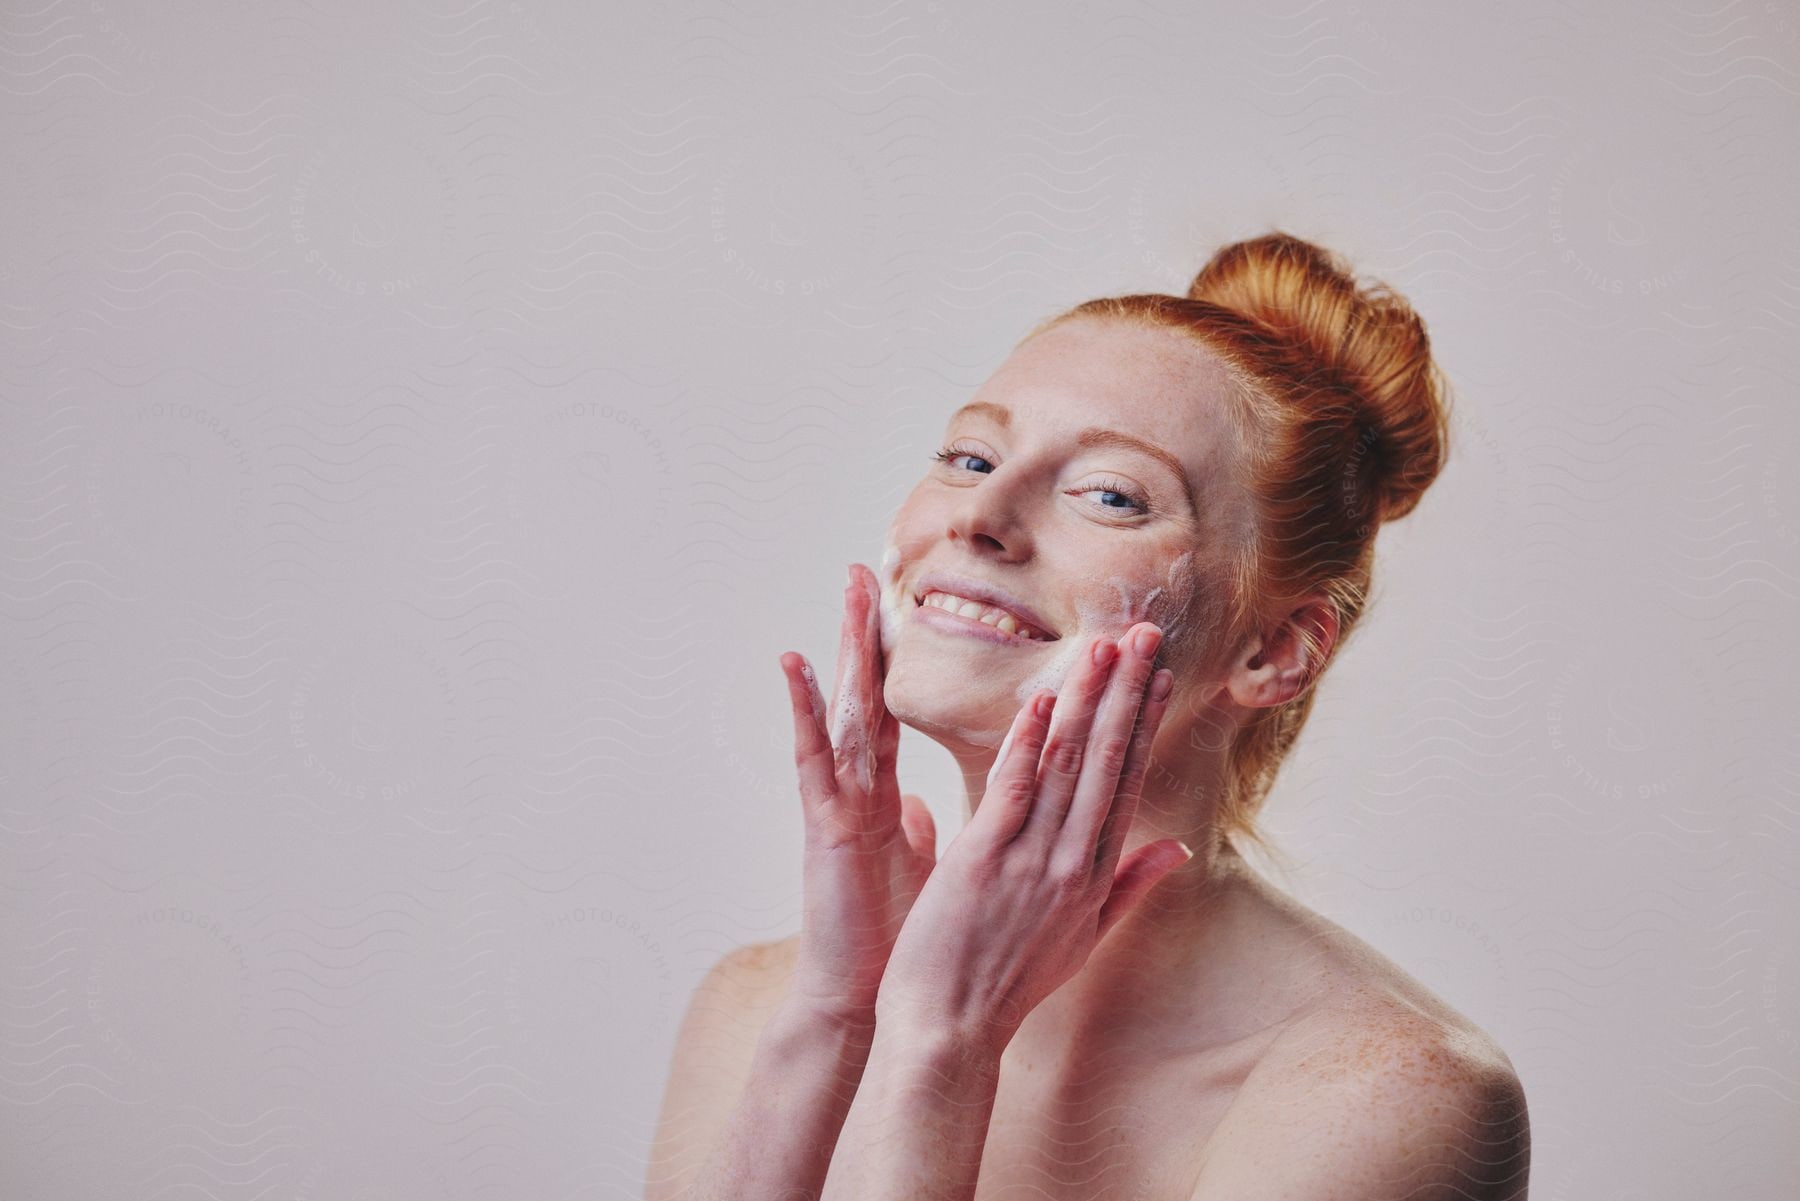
[969,1043,1254,1201]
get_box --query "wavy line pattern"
[3,0,1796,1197]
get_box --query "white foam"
[798,659,827,726]
[1013,632,1086,708]
[876,539,905,660]
[870,539,1217,765]
[828,641,875,794]
[1007,551,1209,705]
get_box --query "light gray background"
[3,0,1796,1196]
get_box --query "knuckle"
[1046,852,1090,893]
[1000,774,1037,809]
[1095,733,1132,775]
[1044,737,1084,777]
[993,839,1035,872]
[794,747,832,782]
[999,853,1044,894]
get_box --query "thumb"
[1095,839,1192,942]
[898,792,937,862]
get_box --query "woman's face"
[878,316,1253,753]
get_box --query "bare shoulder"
[669,930,802,1053]
[1264,986,1524,1107]
[1181,874,1530,1199]
[643,934,802,1201]
[1191,987,1530,1200]
[708,931,802,1011]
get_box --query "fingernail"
[1133,625,1163,657]
[1150,668,1173,703]
[1092,636,1117,667]
[1035,691,1056,720]
[1176,841,1194,862]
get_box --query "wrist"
[773,989,879,1049]
[872,1002,1015,1073]
[786,960,884,1027]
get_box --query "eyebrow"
[948,401,1198,515]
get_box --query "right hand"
[777,563,938,1021]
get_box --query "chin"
[881,649,1014,754]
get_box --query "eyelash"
[930,443,1153,517]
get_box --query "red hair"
[1028,231,1453,860]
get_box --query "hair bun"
[1186,231,1450,524]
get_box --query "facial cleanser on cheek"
[1014,633,1085,710]
[876,540,905,661]
[1005,553,1204,708]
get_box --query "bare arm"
[684,993,878,1201]
[647,564,941,1199]
[643,941,877,1201]
[817,1016,1005,1201]
[821,624,1187,1201]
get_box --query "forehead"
[966,316,1244,484]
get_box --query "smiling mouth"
[915,590,1057,642]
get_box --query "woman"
[647,232,1530,1200]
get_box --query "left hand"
[778,563,939,1020]
[872,621,1191,1056]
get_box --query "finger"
[853,563,899,816]
[1059,622,1161,853]
[1016,634,1121,842]
[972,689,1056,845]
[826,570,859,717]
[899,792,936,862]
[982,687,1034,792]
[1094,839,1192,942]
[780,652,838,817]
[873,704,902,814]
[1094,666,1174,879]
[828,567,877,800]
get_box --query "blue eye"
[1076,478,1151,516]
[931,444,993,473]
[931,443,1153,518]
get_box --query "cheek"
[876,541,905,659]
[1154,550,1225,667]
[1070,548,1218,661]
[877,504,936,659]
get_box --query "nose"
[945,471,1034,561]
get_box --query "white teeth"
[920,591,1050,641]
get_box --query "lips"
[909,570,1061,642]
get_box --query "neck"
[946,733,1286,1061]
[952,723,1226,856]
[1023,836,1266,1066]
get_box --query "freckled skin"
[652,317,1529,1201]
[879,316,1248,807]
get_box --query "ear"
[1224,594,1339,709]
